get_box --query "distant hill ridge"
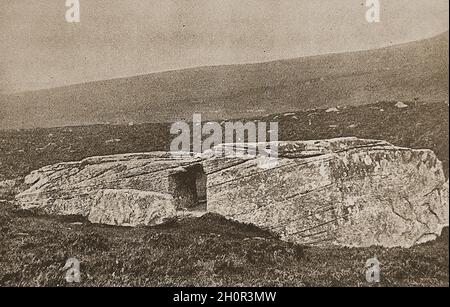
[0,32,448,130]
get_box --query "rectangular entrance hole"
[168,164,207,211]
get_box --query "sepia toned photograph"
[0,0,448,292]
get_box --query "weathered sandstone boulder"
[15,152,204,221]
[14,137,449,248]
[205,138,448,248]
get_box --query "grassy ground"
[0,200,448,287]
[0,100,448,287]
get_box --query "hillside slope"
[1,33,448,130]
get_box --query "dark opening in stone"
[168,164,207,211]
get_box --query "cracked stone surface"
[13,137,449,248]
[15,152,202,217]
[205,138,449,248]
[88,189,176,227]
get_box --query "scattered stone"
[105,138,121,144]
[395,102,409,109]
[325,107,339,113]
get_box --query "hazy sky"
[0,0,448,93]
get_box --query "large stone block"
[205,138,448,248]
[16,152,202,216]
[13,137,449,248]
